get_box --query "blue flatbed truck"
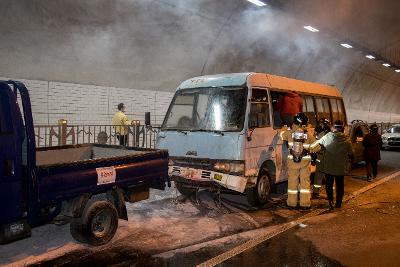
[0,81,170,246]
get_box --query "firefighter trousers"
[287,157,311,207]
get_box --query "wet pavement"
[1,150,400,266]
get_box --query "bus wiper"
[177,129,188,135]
[192,129,224,136]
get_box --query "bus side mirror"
[145,112,151,126]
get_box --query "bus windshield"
[162,87,247,132]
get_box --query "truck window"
[302,95,317,126]
[249,89,270,128]
[0,97,11,134]
[315,97,332,122]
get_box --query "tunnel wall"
[3,76,399,125]
[0,76,173,125]
[0,0,399,123]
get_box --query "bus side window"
[315,97,332,122]
[270,90,283,128]
[302,95,317,126]
[330,98,340,122]
[249,89,270,128]
[337,99,347,123]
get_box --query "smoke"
[0,0,399,115]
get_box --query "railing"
[367,122,399,135]
[34,124,161,148]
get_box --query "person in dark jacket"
[311,118,331,198]
[363,124,383,182]
[311,120,354,210]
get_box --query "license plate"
[181,168,200,180]
[214,173,223,181]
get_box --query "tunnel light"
[395,69,400,73]
[382,63,391,67]
[246,0,267,7]
[303,26,319,32]
[340,43,353,49]
[365,55,375,60]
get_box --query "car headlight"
[169,159,175,166]
[382,136,388,141]
[214,162,244,174]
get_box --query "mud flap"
[0,219,31,244]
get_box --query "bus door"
[245,88,282,182]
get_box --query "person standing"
[112,103,132,146]
[311,118,331,198]
[280,113,316,209]
[363,124,383,182]
[310,120,354,210]
[277,91,303,127]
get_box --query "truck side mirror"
[145,112,151,126]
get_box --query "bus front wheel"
[246,170,271,206]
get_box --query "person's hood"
[332,131,347,142]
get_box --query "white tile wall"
[3,77,398,125]
[0,77,174,126]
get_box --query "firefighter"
[280,113,316,209]
[311,118,331,198]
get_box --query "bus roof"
[178,73,341,98]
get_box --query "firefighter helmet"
[293,112,309,126]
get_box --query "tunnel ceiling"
[0,0,399,115]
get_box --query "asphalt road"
[1,149,399,267]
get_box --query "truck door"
[0,82,25,223]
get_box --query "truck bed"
[36,144,148,166]
[35,144,169,203]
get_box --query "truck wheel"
[246,170,271,206]
[70,200,118,246]
[175,181,196,196]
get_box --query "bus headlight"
[214,162,244,174]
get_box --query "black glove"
[310,153,317,166]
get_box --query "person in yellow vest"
[112,103,132,146]
[280,113,316,209]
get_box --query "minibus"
[156,73,347,206]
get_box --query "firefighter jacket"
[280,124,316,160]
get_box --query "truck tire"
[246,170,271,206]
[175,181,196,196]
[70,200,118,246]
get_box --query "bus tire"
[175,181,196,196]
[246,170,271,206]
[70,200,118,246]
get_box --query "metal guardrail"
[34,124,161,148]
[367,122,399,135]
